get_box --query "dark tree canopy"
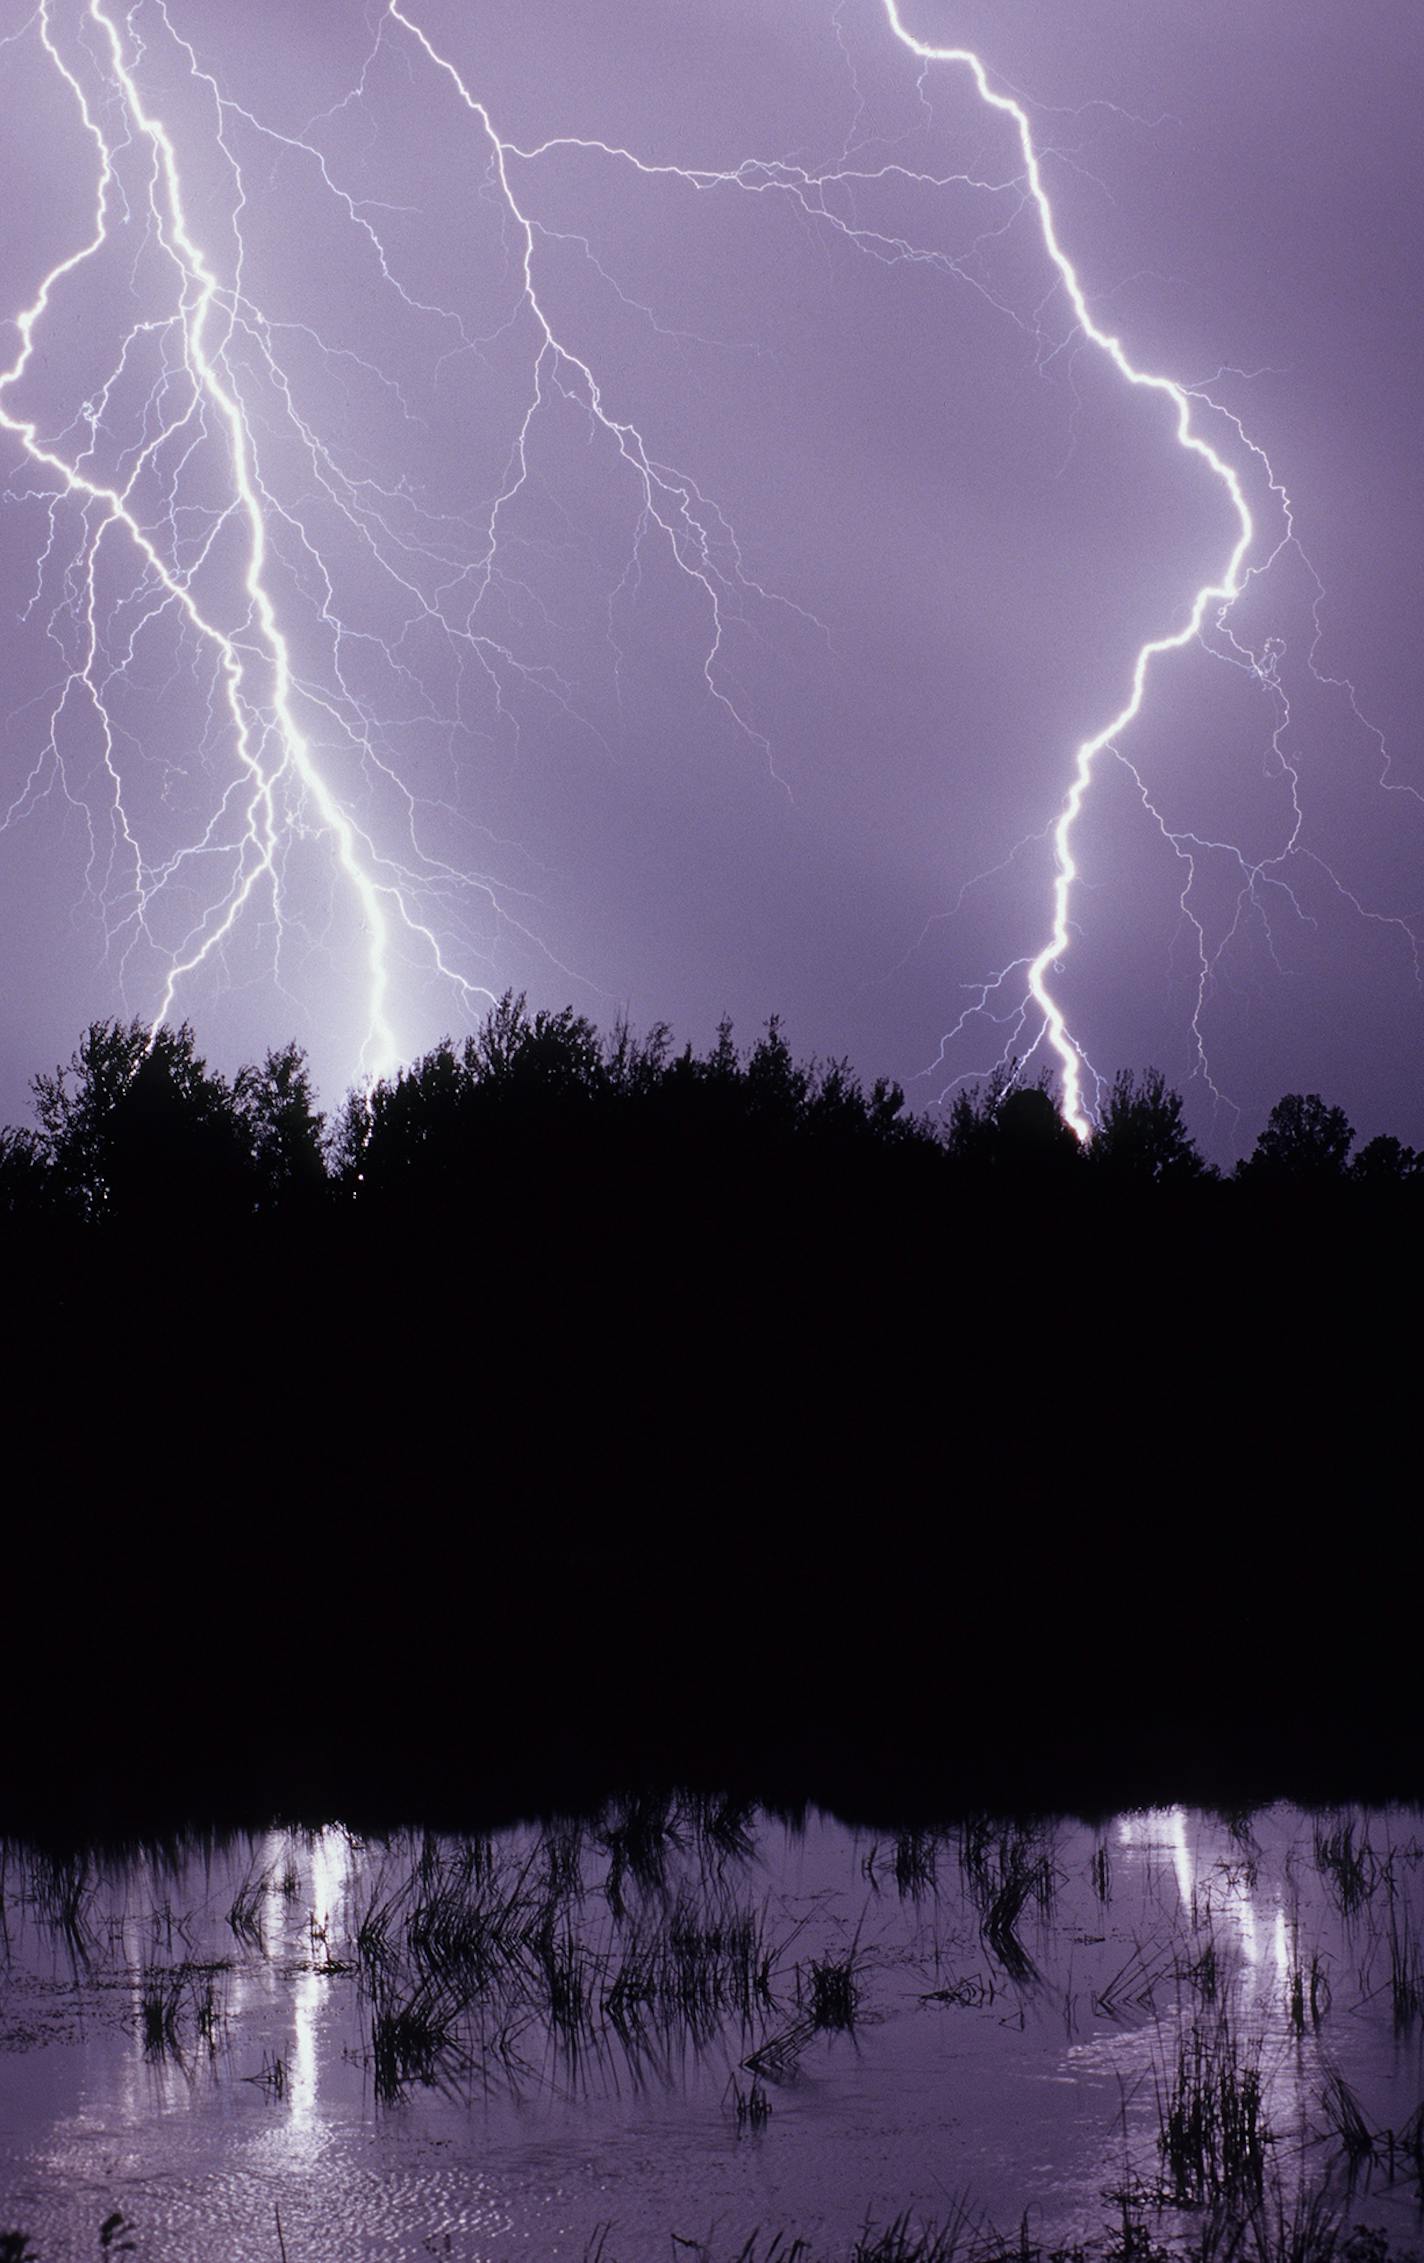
[329,992,927,1212]
[1087,1068,1214,1185]
[0,1000,1415,1233]
[235,1042,327,1210]
[30,1020,252,1223]
[1238,1092,1356,1183]
[945,1064,1081,1177]
[1350,1133,1421,1184]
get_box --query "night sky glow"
[2,0,1420,1161]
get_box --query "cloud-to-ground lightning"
[0,0,1416,1145]
[878,0,1378,1138]
[0,0,809,1085]
[873,3,1420,1138]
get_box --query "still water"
[1,1804,1421,2260]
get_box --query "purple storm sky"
[1,0,1420,1163]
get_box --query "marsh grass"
[347,1826,790,2095]
[1314,1825,1380,1920]
[690,1793,758,1869]
[226,1869,265,1951]
[26,1851,95,1963]
[1382,1890,1424,2033]
[4,2173,1423,2261]
[369,1968,473,2103]
[406,1842,537,1988]
[138,1967,184,2058]
[603,1892,778,2051]
[1286,1953,1330,2036]
[137,1963,225,2060]
[960,1825,1057,1985]
[241,2050,287,2097]
[1155,2019,1272,2205]
[1183,1940,1222,2007]
[861,1832,944,1900]
[805,1948,861,2032]
[850,2217,979,2262]
[600,1793,685,1914]
[727,2072,772,2131]
[1096,1933,1185,2024]
[1322,2072,1376,2171]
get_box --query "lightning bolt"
[876,0,1257,1139]
[1,0,415,1071]
[1,0,840,1079]
[1,1,1413,1140]
[877,2,1417,1139]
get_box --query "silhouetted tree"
[946,1064,1080,1177]
[742,1016,809,1136]
[11,1003,1424,1242]
[0,1125,51,1215]
[1238,1092,1354,1184]
[467,994,605,1112]
[604,1015,673,1102]
[30,1019,251,1222]
[236,1042,326,1210]
[1087,1068,1214,1185]
[1350,1133,1421,1185]
[802,1056,916,1149]
[328,1041,465,1202]
[944,1064,1015,1170]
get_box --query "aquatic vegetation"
[225,1868,266,1951]
[368,1967,474,2104]
[1314,1824,1381,1920]
[958,1824,1058,1985]
[806,1947,862,2032]
[728,2073,773,2132]
[3,1806,1424,2258]
[1155,2019,1273,2204]
[1285,1951,1330,2035]
[136,1964,225,2061]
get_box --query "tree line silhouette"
[0,995,1417,1223]
[3,995,1417,1842]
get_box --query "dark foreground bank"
[3,1157,1415,1843]
[5,2201,1417,2263]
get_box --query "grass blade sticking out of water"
[226,1866,266,1952]
[600,1793,685,1918]
[726,2073,772,2132]
[881,1831,944,1900]
[1093,1843,1113,1907]
[982,1861,1047,1985]
[136,1961,228,2060]
[1182,1938,1221,2006]
[849,2207,980,2262]
[406,1840,539,1992]
[369,1967,472,2104]
[1382,1878,1424,2033]
[1313,1822,1379,1920]
[27,1851,96,1966]
[138,1966,186,2059]
[1156,2017,1273,2206]
[1321,2070,1376,2178]
[602,1888,779,2061]
[689,1793,758,1871]
[959,1825,1058,1986]
[1285,1951,1330,2036]
[805,1948,861,2033]
[1097,1937,1176,2023]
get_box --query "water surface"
[2,1802,1421,2259]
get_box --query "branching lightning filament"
[878,0,1256,1139]
[0,0,1413,1139]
